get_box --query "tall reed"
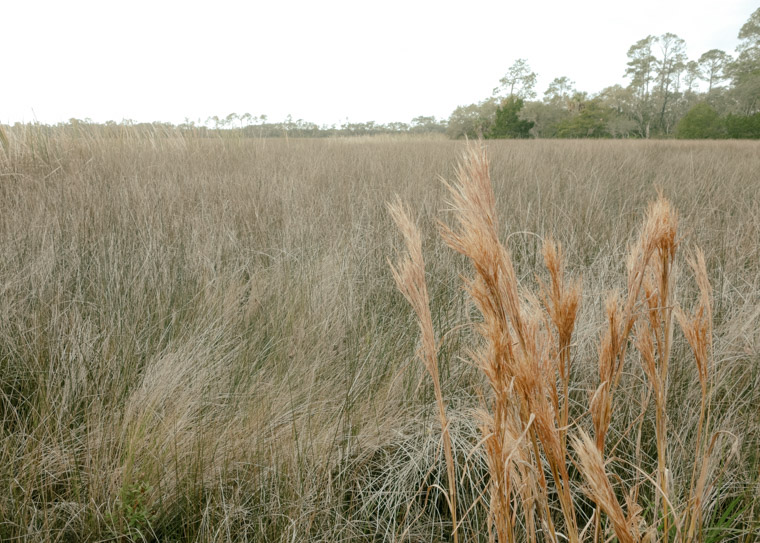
[389,198,459,543]
[391,143,724,543]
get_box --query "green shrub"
[725,112,760,138]
[487,97,534,139]
[676,103,725,139]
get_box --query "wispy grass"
[391,144,759,542]
[0,127,758,541]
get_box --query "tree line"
[1,115,448,139]
[190,114,448,137]
[5,9,757,141]
[448,8,760,139]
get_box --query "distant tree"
[698,49,731,92]
[684,61,701,93]
[224,113,238,129]
[494,59,538,100]
[623,33,688,135]
[555,100,612,138]
[598,85,635,115]
[566,91,589,113]
[737,7,760,62]
[410,116,446,134]
[626,36,658,98]
[597,85,639,137]
[730,8,760,114]
[487,96,534,138]
[386,121,410,132]
[731,75,760,115]
[625,36,658,136]
[544,76,575,109]
[179,117,196,130]
[525,80,582,138]
[521,101,569,138]
[676,103,725,138]
[654,33,688,133]
[543,76,576,106]
[447,98,499,139]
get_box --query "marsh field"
[1,130,759,542]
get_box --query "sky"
[3,0,757,126]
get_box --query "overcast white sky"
[3,0,757,126]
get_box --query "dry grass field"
[1,128,758,541]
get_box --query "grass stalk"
[388,198,459,543]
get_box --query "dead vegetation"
[0,128,758,541]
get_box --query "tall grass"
[392,144,733,542]
[0,127,758,541]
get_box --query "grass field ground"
[1,131,758,541]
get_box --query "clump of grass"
[391,143,731,542]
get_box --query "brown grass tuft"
[390,142,744,543]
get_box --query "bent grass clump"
[390,144,721,543]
